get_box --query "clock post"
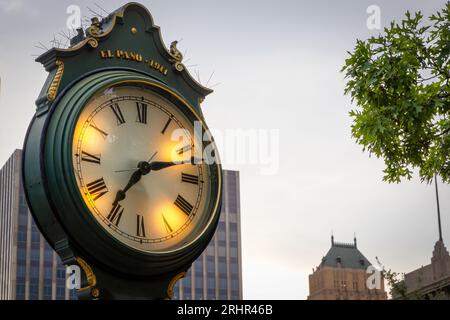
[22,2,222,300]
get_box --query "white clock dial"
[72,85,212,253]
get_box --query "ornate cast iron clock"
[22,3,222,300]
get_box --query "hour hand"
[113,169,142,206]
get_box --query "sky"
[0,0,449,299]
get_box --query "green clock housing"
[22,2,222,300]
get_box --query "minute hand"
[148,160,187,171]
[147,158,201,172]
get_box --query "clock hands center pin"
[112,151,157,206]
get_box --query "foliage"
[342,3,450,183]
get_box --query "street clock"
[22,2,222,300]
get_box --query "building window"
[44,286,52,300]
[30,285,39,300]
[231,279,239,291]
[219,289,227,300]
[219,278,227,292]
[218,221,226,231]
[16,285,26,300]
[207,289,215,300]
[56,286,65,300]
[31,231,40,243]
[207,276,215,288]
[218,240,227,247]
[195,288,203,300]
[231,262,238,275]
[229,222,238,234]
[218,258,227,275]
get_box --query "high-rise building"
[308,236,387,300]
[0,149,76,300]
[174,170,243,300]
[1,149,242,300]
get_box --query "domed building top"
[319,236,372,270]
[308,235,387,300]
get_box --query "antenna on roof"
[435,174,443,242]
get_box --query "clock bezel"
[38,70,222,277]
[72,84,213,252]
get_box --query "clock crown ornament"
[23,2,222,300]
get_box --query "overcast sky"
[0,0,449,299]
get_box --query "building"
[174,170,243,300]
[403,177,450,299]
[0,149,76,300]
[404,240,450,298]
[1,149,242,300]
[308,236,387,300]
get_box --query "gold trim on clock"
[166,272,186,299]
[76,256,97,291]
[47,60,64,102]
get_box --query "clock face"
[72,84,217,253]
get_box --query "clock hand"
[147,151,158,163]
[140,157,203,175]
[113,161,180,174]
[113,156,202,203]
[114,168,138,173]
[114,151,158,173]
[112,168,143,206]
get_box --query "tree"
[342,3,449,184]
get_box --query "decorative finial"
[331,231,334,246]
[354,233,357,248]
[87,17,103,37]
[169,40,185,72]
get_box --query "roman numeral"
[176,145,192,156]
[181,173,199,185]
[161,117,172,134]
[86,178,108,201]
[107,203,124,227]
[89,122,108,139]
[162,214,173,233]
[136,214,146,237]
[174,195,193,216]
[81,151,101,165]
[136,102,148,124]
[110,103,126,125]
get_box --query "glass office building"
[1,150,242,300]
[174,170,243,300]
[0,149,76,300]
